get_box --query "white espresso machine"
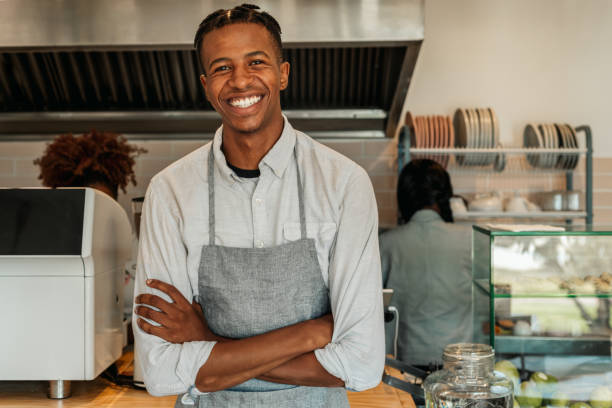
[0,187,132,398]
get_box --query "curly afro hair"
[34,130,147,197]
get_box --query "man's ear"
[279,61,290,91]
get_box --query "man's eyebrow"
[208,57,231,70]
[246,51,270,59]
[207,51,270,70]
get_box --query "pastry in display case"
[472,225,612,407]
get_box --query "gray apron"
[176,146,349,407]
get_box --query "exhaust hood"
[0,0,423,139]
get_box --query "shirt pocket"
[283,222,337,286]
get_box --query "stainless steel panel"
[0,109,387,138]
[0,0,423,50]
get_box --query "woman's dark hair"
[397,159,454,223]
[194,4,283,74]
[34,130,147,198]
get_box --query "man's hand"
[135,279,221,344]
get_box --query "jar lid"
[442,343,494,362]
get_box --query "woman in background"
[379,159,472,371]
[34,130,146,200]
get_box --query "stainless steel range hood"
[0,0,423,139]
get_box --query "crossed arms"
[135,279,343,392]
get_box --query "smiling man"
[133,4,384,407]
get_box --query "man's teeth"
[229,95,262,108]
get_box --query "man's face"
[199,23,289,135]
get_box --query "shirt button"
[256,241,264,248]
[255,198,263,206]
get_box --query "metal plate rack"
[397,125,593,224]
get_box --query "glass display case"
[473,225,612,406]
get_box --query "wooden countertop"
[0,351,415,408]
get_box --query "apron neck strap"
[207,141,307,245]
[294,149,307,240]
[208,147,216,246]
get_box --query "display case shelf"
[456,211,587,220]
[495,335,611,356]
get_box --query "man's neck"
[221,115,284,170]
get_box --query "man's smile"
[227,95,263,109]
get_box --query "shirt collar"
[409,209,444,223]
[260,115,296,179]
[212,115,296,184]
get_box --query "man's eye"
[250,60,263,66]
[213,66,230,73]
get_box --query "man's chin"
[225,117,263,134]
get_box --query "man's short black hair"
[194,4,283,74]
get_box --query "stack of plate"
[453,108,500,166]
[523,123,579,170]
[405,112,454,168]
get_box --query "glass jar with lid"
[423,343,514,408]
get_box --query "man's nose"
[228,65,253,89]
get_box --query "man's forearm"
[257,352,344,387]
[195,316,331,392]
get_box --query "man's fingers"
[145,279,189,306]
[135,293,172,312]
[137,318,165,338]
[135,306,171,328]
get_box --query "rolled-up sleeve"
[314,167,385,391]
[133,179,216,396]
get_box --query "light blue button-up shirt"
[133,117,385,395]
[379,209,473,366]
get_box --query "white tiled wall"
[0,138,400,227]
[2,138,611,227]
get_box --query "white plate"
[465,108,476,165]
[548,124,559,168]
[554,124,566,169]
[540,124,552,168]
[544,123,554,168]
[488,108,500,147]
[566,124,578,170]
[482,108,494,165]
[559,123,570,170]
[471,108,483,165]
[453,109,469,165]
[524,123,543,168]
[537,124,547,168]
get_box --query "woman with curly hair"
[34,130,147,200]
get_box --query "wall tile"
[138,158,176,180]
[136,141,175,158]
[0,176,42,188]
[355,156,396,175]
[375,191,396,210]
[369,174,397,192]
[594,209,612,224]
[594,192,612,208]
[0,142,47,157]
[362,140,396,158]
[15,159,40,177]
[593,175,612,190]
[321,141,363,158]
[594,157,612,173]
[173,140,208,158]
[378,207,398,228]
[0,159,14,176]
[450,173,489,193]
